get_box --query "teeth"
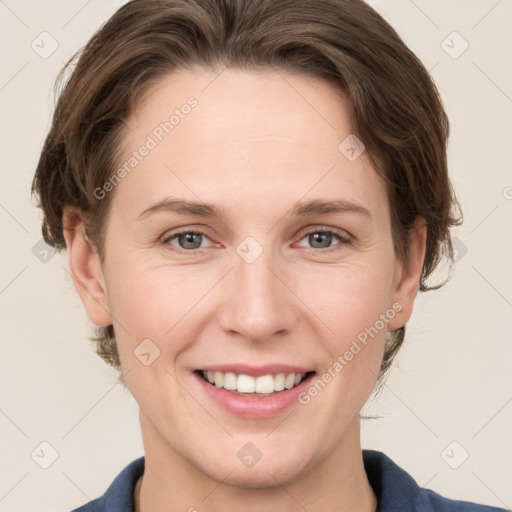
[214,371,224,387]
[237,374,255,393]
[223,372,237,390]
[255,375,274,393]
[284,373,295,389]
[274,373,285,391]
[201,370,308,395]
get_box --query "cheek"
[105,264,222,360]
[301,281,390,425]
[315,261,396,345]
[105,268,202,412]
[304,255,395,400]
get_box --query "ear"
[387,217,427,331]
[62,206,112,327]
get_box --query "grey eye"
[177,232,203,250]
[308,232,336,249]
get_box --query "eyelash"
[160,227,352,255]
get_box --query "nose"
[216,245,300,344]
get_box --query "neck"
[135,414,377,512]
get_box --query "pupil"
[310,232,331,248]
[180,233,201,249]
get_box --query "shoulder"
[420,488,507,512]
[69,456,145,512]
[362,450,506,512]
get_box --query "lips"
[193,366,316,417]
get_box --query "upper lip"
[196,364,314,377]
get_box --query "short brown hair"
[31,0,461,390]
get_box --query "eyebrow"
[137,197,371,221]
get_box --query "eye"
[160,227,351,254]
[161,229,214,252]
[296,228,351,251]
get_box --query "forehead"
[114,68,388,222]
[127,68,350,150]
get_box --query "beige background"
[1,0,511,510]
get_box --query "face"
[66,68,425,487]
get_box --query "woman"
[31,0,506,510]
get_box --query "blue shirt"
[71,450,507,511]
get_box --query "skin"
[63,68,426,512]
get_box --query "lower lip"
[193,371,315,418]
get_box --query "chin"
[194,441,314,489]
[207,459,307,489]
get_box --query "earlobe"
[62,206,112,327]
[387,217,427,332]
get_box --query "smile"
[197,370,314,395]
